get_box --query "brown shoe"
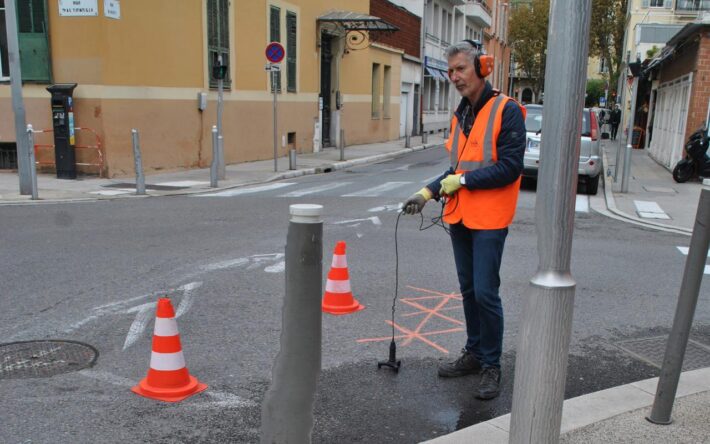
[438,348,482,377]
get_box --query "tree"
[586,79,606,107]
[508,0,549,100]
[589,0,628,101]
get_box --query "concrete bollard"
[289,148,297,170]
[339,128,345,161]
[422,132,428,144]
[405,134,411,148]
[210,126,218,188]
[26,124,38,200]
[131,129,146,195]
[260,204,323,444]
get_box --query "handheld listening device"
[462,39,494,78]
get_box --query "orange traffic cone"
[131,297,207,402]
[322,241,365,315]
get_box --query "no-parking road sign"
[265,42,285,64]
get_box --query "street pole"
[217,57,226,180]
[647,181,710,425]
[508,1,591,443]
[210,125,218,188]
[272,68,279,173]
[419,0,427,137]
[260,204,323,444]
[26,125,38,200]
[5,0,32,195]
[621,75,638,193]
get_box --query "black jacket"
[426,82,526,197]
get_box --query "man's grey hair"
[444,42,481,66]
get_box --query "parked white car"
[522,105,602,195]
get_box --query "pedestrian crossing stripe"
[675,246,710,275]
[199,183,296,197]
[341,181,412,197]
[279,182,352,197]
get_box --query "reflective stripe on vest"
[450,95,506,172]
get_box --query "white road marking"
[422,174,443,184]
[634,200,670,219]
[156,181,209,187]
[200,253,284,273]
[79,369,256,408]
[675,246,710,275]
[341,181,411,197]
[264,261,285,273]
[575,195,589,213]
[279,182,352,197]
[199,182,295,197]
[332,216,382,226]
[122,281,203,350]
[201,257,250,272]
[368,203,403,213]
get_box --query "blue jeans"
[449,223,508,368]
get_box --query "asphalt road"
[1,147,709,443]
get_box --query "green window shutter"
[286,11,296,93]
[17,0,51,82]
[207,0,230,89]
[269,6,281,93]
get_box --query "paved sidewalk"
[0,134,446,205]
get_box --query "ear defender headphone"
[462,39,494,78]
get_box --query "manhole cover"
[0,340,98,379]
[615,336,710,371]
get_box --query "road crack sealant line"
[600,148,691,237]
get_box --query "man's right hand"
[403,188,433,215]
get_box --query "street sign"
[264,64,281,71]
[599,97,606,106]
[265,42,285,64]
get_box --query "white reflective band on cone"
[154,317,179,337]
[326,279,351,294]
[331,254,347,268]
[150,351,186,371]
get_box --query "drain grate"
[615,336,710,371]
[0,340,98,379]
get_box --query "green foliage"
[646,45,660,59]
[509,0,549,97]
[590,0,627,98]
[586,79,606,107]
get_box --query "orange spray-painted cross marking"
[356,285,464,355]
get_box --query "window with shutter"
[207,0,230,89]
[269,6,281,93]
[286,11,296,93]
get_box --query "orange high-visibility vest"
[443,94,526,229]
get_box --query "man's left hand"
[440,174,463,195]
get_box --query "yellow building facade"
[0,0,402,177]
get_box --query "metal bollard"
[339,128,345,161]
[260,204,323,444]
[26,124,38,200]
[405,134,411,148]
[422,132,428,144]
[289,148,297,170]
[443,128,449,139]
[621,143,632,192]
[210,126,218,188]
[218,134,226,180]
[131,129,146,195]
[647,182,710,425]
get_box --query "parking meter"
[46,83,78,179]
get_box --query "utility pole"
[508,1,591,443]
[419,0,428,137]
[5,0,32,195]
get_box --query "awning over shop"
[317,11,398,32]
[425,66,446,81]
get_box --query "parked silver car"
[522,105,602,195]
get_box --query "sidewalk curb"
[421,367,710,444]
[0,143,435,206]
[600,148,692,236]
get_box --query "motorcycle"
[672,126,710,183]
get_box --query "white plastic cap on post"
[290,204,323,224]
[703,178,710,188]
